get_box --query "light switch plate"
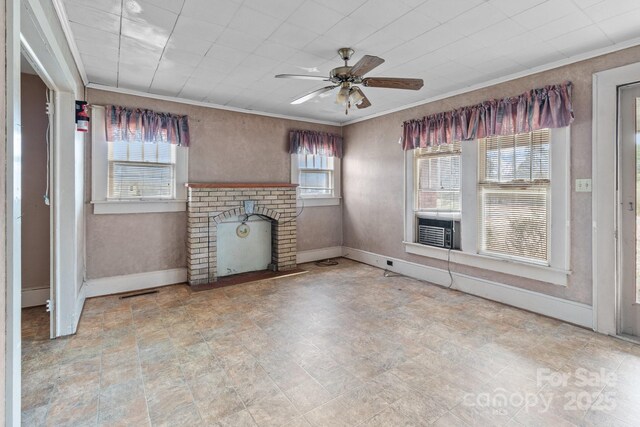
[576,178,592,192]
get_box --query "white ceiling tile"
[415,0,485,23]
[379,12,439,42]
[81,54,117,73]
[181,0,240,26]
[190,64,229,81]
[302,37,352,60]
[150,72,188,96]
[141,0,184,14]
[597,9,640,43]
[68,22,120,44]
[537,12,593,43]
[323,16,378,46]
[84,66,118,86]
[254,42,301,63]
[473,56,525,77]
[166,34,212,57]
[584,0,640,22]
[156,59,195,77]
[350,0,412,29]
[447,3,509,36]
[268,22,319,50]
[356,30,406,56]
[473,18,526,48]
[162,49,203,67]
[204,44,250,67]
[123,0,178,28]
[312,0,368,15]
[228,6,284,39]
[121,18,171,49]
[63,0,121,15]
[172,16,225,41]
[75,40,119,62]
[489,0,546,17]
[547,25,613,57]
[245,0,303,19]
[179,78,219,101]
[287,1,344,34]
[65,4,121,34]
[216,28,265,53]
[512,0,580,30]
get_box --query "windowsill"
[403,241,570,286]
[91,199,187,214]
[297,197,341,207]
[415,211,462,220]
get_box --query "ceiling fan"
[275,48,424,114]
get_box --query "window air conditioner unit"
[417,217,461,249]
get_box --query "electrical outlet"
[386,260,393,266]
[576,178,592,192]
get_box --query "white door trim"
[592,61,640,335]
[5,0,21,424]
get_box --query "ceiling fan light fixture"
[335,82,350,105]
[349,87,364,106]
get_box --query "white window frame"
[291,153,341,207]
[404,127,571,286]
[91,105,188,214]
[414,143,462,215]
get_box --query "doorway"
[20,57,53,340]
[618,83,640,339]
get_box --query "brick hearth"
[186,183,298,285]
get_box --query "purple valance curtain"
[105,105,190,147]
[401,82,574,150]
[289,130,343,158]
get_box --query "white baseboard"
[71,283,87,335]
[22,287,50,308]
[84,268,187,298]
[343,247,593,328]
[297,246,344,264]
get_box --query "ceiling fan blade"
[352,87,371,109]
[275,74,330,81]
[291,85,338,105]
[349,55,385,77]
[362,77,424,90]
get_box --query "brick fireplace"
[185,183,298,285]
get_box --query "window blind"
[415,142,461,211]
[107,141,176,199]
[478,129,550,262]
[298,154,334,196]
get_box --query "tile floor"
[21,259,640,426]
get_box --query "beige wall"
[20,73,50,290]
[342,45,640,306]
[85,89,343,280]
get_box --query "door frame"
[593,61,640,335]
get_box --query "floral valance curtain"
[289,129,343,158]
[401,82,574,151]
[105,105,190,147]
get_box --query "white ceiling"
[61,0,640,124]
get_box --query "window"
[291,153,341,206]
[478,130,550,263]
[91,106,188,214]
[415,142,461,212]
[108,141,176,199]
[404,127,569,284]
